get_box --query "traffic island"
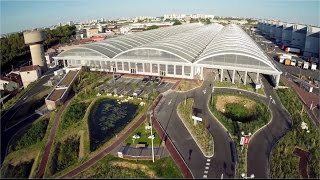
[208,92,271,178]
[177,98,214,158]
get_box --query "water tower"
[23,30,47,71]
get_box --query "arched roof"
[195,24,281,73]
[114,23,224,63]
[57,24,201,58]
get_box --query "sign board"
[244,136,250,145]
[191,115,202,125]
[240,137,245,145]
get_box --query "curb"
[214,87,266,97]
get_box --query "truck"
[290,59,296,66]
[285,59,291,66]
[286,47,301,54]
[297,60,303,67]
[303,61,309,69]
[311,63,317,71]
[278,54,292,63]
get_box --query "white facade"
[20,69,41,88]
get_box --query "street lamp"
[241,173,255,179]
[111,62,117,95]
[148,110,155,163]
[267,95,273,111]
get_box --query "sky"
[1,0,319,34]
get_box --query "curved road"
[155,75,236,178]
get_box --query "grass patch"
[50,136,80,175]
[8,117,49,152]
[76,155,183,178]
[270,88,320,178]
[61,102,89,129]
[177,98,214,157]
[176,79,202,91]
[124,119,162,147]
[215,81,265,96]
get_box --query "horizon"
[1,0,319,35]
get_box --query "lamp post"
[111,62,116,95]
[241,173,255,179]
[148,110,155,163]
[267,95,273,112]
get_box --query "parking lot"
[95,75,175,99]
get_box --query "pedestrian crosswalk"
[203,158,211,178]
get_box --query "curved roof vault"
[114,23,224,63]
[195,24,281,74]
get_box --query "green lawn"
[124,119,162,147]
[76,154,183,179]
[270,88,320,178]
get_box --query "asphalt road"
[155,74,236,178]
[0,72,53,166]
[246,75,292,178]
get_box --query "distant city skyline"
[1,0,319,34]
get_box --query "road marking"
[203,89,206,94]
[205,166,209,170]
[206,163,210,166]
[23,96,28,100]
[168,99,172,105]
[203,175,207,178]
[207,159,211,162]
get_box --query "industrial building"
[257,20,320,58]
[53,24,282,87]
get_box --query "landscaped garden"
[75,154,183,179]
[270,87,320,178]
[50,136,80,175]
[208,93,271,177]
[214,81,265,96]
[124,119,162,147]
[178,98,214,157]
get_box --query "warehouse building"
[53,24,282,87]
[257,20,319,59]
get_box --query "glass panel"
[144,63,150,72]
[168,65,174,74]
[152,64,158,73]
[160,64,166,72]
[176,65,182,75]
[117,62,123,70]
[137,63,143,72]
[184,66,191,76]
[123,62,129,71]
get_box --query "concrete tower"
[23,30,47,71]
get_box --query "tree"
[173,20,182,26]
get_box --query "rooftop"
[20,65,40,72]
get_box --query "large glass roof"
[114,23,224,63]
[57,24,201,58]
